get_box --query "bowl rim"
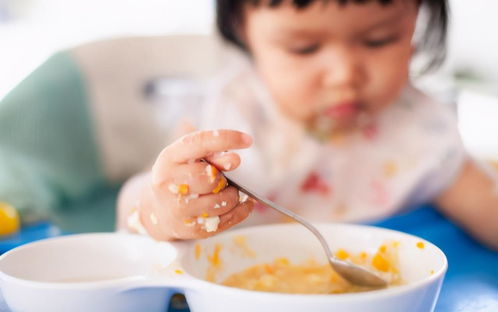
[179,222,448,301]
[0,232,175,290]
[0,223,448,300]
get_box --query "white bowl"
[0,223,447,312]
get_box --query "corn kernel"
[372,253,390,272]
[275,257,290,266]
[335,249,349,260]
[416,241,425,249]
[178,184,189,195]
[206,165,218,183]
[212,176,227,194]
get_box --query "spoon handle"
[225,176,334,259]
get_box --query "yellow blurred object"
[178,184,189,195]
[383,160,398,178]
[335,249,350,260]
[0,202,20,236]
[372,253,390,272]
[489,160,498,172]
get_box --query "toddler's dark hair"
[216,0,448,73]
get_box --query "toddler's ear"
[172,118,197,140]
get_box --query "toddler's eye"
[289,44,320,55]
[363,36,399,48]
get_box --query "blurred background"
[0,0,497,160]
[0,0,214,98]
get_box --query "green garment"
[0,51,115,231]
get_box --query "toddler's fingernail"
[242,134,253,145]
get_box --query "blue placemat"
[0,222,62,254]
[372,205,498,312]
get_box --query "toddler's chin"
[306,113,371,142]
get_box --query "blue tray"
[0,222,62,254]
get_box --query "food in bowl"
[221,241,402,294]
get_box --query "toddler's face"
[242,0,419,136]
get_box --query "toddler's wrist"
[136,180,179,241]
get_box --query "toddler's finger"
[204,152,241,172]
[171,186,241,218]
[156,129,252,166]
[216,200,254,232]
[156,162,228,195]
[179,200,254,239]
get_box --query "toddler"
[118,0,498,250]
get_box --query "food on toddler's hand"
[202,216,221,232]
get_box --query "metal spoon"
[226,176,388,288]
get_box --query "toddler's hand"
[139,130,254,240]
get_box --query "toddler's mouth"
[306,101,367,141]
[323,101,362,121]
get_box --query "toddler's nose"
[321,46,361,89]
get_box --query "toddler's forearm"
[436,161,498,251]
[116,172,148,232]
